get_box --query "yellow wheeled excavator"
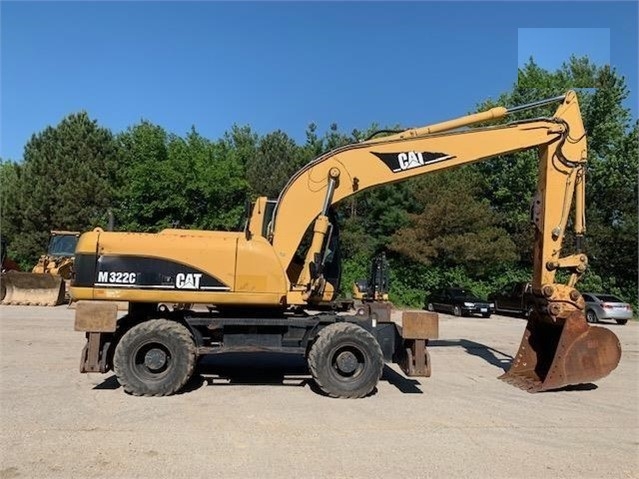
[71,90,621,398]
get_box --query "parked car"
[582,293,633,325]
[425,287,494,318]
[487,281,534,318]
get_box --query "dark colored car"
[487,281,534,318]
[424,287,494,318]
[582,292,634,325]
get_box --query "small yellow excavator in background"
[1,230,79,306]
[71,91,622,398]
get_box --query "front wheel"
[307,322,384,399]
[453,305,462,317]
[586,310,598,324]
[427,303,435,312]
[113,319,196,397]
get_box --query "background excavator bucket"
[1,271,66,306]
[499,310,621,392]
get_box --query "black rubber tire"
[427,303,435,312]
[307,322,383,399]
[586,310,598,324]
[113,319,196,397]
[616,319,628,325]
[453,305,462,317]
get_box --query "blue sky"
[518,28,611,71]
[1,1,637,161]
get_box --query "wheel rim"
[587,311,596,323]
[427,303,434,311]
[132,341,173,380]
[329,344,366,381]
[454,306,460,316]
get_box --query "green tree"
[114,120,171,230]
[339,57,637,307]
[222,124,259,170]
[389,169,517,274]
[4,112,118,265]
[116,122,250,232]
[246,130,302,198]
[179,129,249,231]
[470,56,637,305]
[1,160,24,265]
[586,120,638,302]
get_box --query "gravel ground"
[1,305,637,479]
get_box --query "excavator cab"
[245,197,278,240]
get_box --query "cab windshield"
[48,235,78,256]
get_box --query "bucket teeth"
[498,372,543,392]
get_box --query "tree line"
[1,57,637,308]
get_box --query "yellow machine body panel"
[70,228,288,306]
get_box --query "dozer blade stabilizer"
[499,310,621,392]
[0,271,66,306]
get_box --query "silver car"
[582,293,634,325]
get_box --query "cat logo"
[399,151,427,170]
[175,273,203,290]
[372,151,455,173]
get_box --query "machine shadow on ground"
[427,339,599,393]
[91,352,427,396]
[92,337,604,395]
[91,342,520,395]
[90,342,597,395]
[429,339,514,372]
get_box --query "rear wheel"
[113,319,196,397]
[586,310,598,324]
[616,319,628,325]
[307,322,383,399]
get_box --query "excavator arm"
[269,91,621,392]
[272,92,585,296]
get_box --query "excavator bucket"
[0,271,66,306]
[499,310,621,392]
